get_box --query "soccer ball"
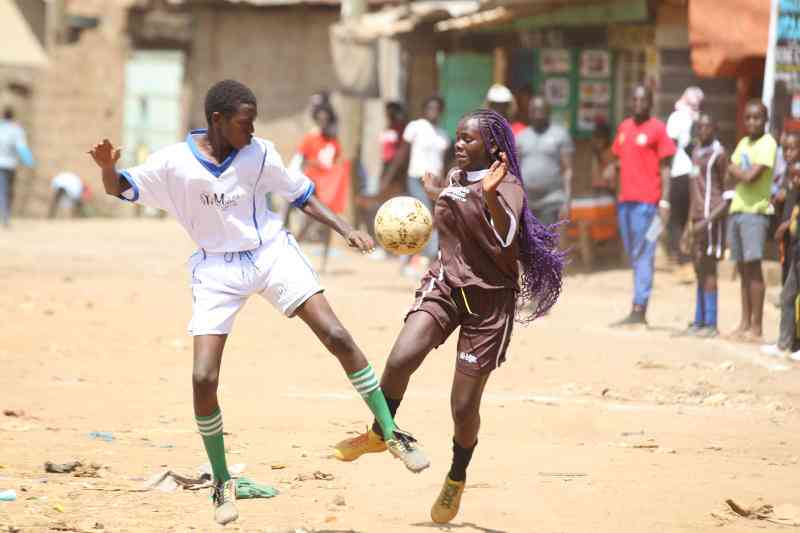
[374,196,433,255]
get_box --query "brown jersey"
[431,169,525,291]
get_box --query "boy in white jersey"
[89,80,427,525]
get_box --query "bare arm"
[660,156,673,219]
[728,163,767,184]
[89,139,129,197]
[694,200,730,234]
[380,141,410,191]
[299,195,374,252]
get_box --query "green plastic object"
[235,477,279,499]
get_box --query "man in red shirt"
[611,86,676,325]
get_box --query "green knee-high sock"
[196,409,231,483]
[349,364,396,439]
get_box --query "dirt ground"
[1,219,799,533]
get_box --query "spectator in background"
[517,96,574,226]
[485,83,528,136]
[726,100,778,343]
[610,86,676,327]
[511,84,533,136]
[287,103,343,271]
[762,159,800,361]
[385,96,450,276]
[666,87,704,265]
[485,84,518,128]
[49,171,91,219]
[775,132,800,284]
[0,107,34,227]
[354,101,408,260]
[379,101,407,187]
[675,113,728,338]
[295,104,340,203]
[591,119,617,197]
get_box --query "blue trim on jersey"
[251,148,269,247]
[117,170,139,202]
[291,182,315,208]
[186,129,238,178]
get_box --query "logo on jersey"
[458,352,478,364]
[636,133,648,146]
[441,186,470,202]
[200,192,242,210]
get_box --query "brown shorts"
[407,272,516,376]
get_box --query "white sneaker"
[789,350,800,362]
[760,344,786,358]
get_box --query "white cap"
[486,84,513,103]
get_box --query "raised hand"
[89,139,121,169]
[346,229,375,254]
[483,152,508,194]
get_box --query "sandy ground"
[1,218,799,533]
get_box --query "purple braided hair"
[463,108,566,323]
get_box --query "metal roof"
[331,0,480,41]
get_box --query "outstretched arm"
[89,139,129,197]
[299,195,375,253]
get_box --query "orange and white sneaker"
[333,428,387,462]
[430,475,465,524]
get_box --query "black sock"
[448,439,477,482]
[371,396,402,439]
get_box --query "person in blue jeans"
[610,87,676,325]
[0,107,34,227]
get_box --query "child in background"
[763,158,800,360]
[775,133,800,283]
[675,113,728,337]
[725,100,778,343]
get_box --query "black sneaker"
[610,310,647,327]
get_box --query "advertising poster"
[580,50,610,78]
[544,78,571,107]
[541,49,571,74]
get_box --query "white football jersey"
[119,130,314,253]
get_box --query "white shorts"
[186,232,323,336]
